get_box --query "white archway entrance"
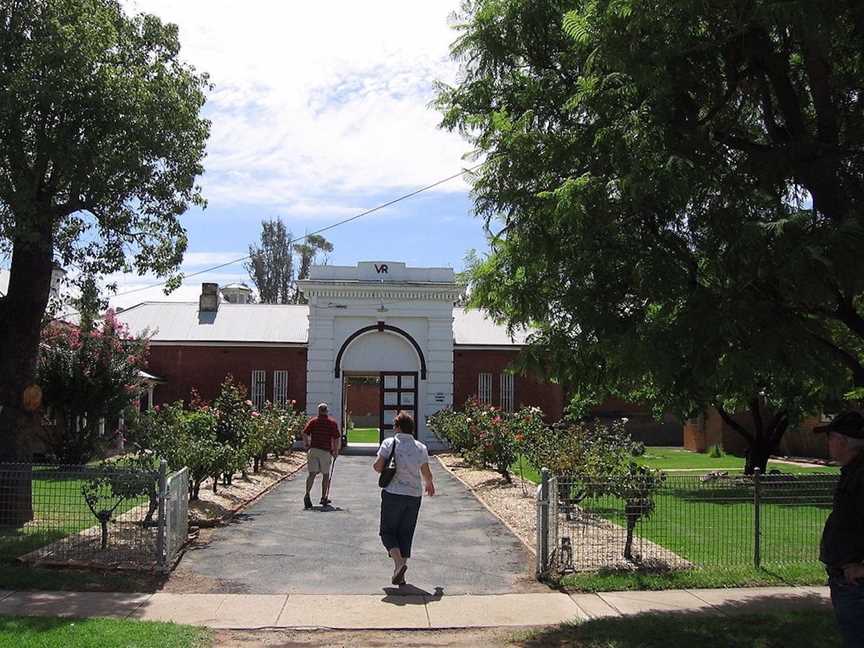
[340,330,422,445]
[299,261,461,448]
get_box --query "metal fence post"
[539,467,550,576]
[753,467,762,569]
[156,460,168,571]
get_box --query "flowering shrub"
[38,310,149,464]
[429,399,518,482]
[131,378,305,499]
[462,399,519,482]
[245,401,303,472]
[133,402,228,500]
[428,408,471,453]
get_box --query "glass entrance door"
[379,371,418,443]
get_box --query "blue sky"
[98,0,487,308]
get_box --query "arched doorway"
[337,327,424,445]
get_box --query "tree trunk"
[716,402,789,476]
[741,407,789,476]
[100,517,109,550]
[744,446,770,475]
[624,517,636,561]
[0,227,55,525]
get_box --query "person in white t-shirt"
[373,411,435,586]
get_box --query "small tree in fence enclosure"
[615,464,665,562]
[81,466,154,550]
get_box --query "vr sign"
[357,261,406,281]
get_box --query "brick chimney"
[199,282,220,313]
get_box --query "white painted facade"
[299,261,461,446]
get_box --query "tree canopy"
[245,221,334,304]
[246,219,294,304]
[436,0,864,469]
[0,0,210,461]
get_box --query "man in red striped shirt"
[302,402,340,509]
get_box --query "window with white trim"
[273,370,289,406]
[500,373,515,412]
[478,372,493,404]
[251,370,266,410]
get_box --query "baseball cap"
[813,411,864,439]
[317,402,328,412]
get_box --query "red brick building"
[117,262,680,448]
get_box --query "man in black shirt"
[816,411,864,648]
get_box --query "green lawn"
[0,468,152,562]
[347,427,380,444]
[559,563,827,592]
[0,616,211,648]
[516,609,838,648]
[635,446,839,474]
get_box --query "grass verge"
[557,564,827,592]
[0,616,212,648]
[0,564,165,593]
[515,609,838,647]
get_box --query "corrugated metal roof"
[452,307,531,346]
[116,302,310,344]
[114,302,527,346]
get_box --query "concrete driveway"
[176,455,541,595]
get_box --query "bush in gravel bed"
[462,399,519,482]
[428,407,472,454]
[131,402,231,500]
[131,377,308,499]
[429,399,519,482]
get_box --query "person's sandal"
[391,564,407,586]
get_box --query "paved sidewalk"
[0,586,831,630]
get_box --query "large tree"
[0,0,209,468]
[246,218,294,304]
[292,234,333,303]
[437,0,864,471]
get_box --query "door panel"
[379,371,419,443]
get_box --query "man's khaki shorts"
[307,447,333,475]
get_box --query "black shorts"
[379,490,422,558]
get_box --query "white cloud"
[123,0,472,213]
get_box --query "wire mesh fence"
[537,470,838,575]
[0,461,189,571]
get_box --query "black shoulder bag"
[378,437,398,488]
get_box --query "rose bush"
[131,378,305,499]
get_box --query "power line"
[57,162,483,318]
